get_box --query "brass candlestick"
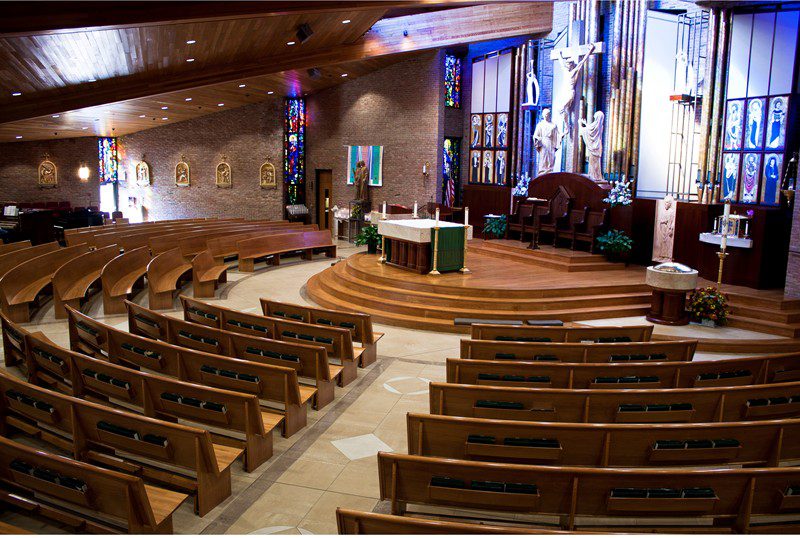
[459,225,470,274]
[429,226,441,275]
[716,250,728,289]
[379,235,386,263]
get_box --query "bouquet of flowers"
[512,173,530,197]
[687,286,729,325]
[603,177,632,207]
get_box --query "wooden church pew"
[261,298,383,367]
[0,435,187,534]
[61,306,309,437]
[92,220,220,249]
[429,381,800,423]
[52,244,121,319]
[191,249,229,298]
[23,331,279,473]
[205,224,315,262]
[100,246,152,315]
[376,452,800,532]
[236,230,336,272]
[446,353,800,389]
[470,324,654,342]
[460,339,697,363]
[146,247,192,310]
[147,221,266,255]
[1,310,31,368]
[0,240,31,256]
[0,243,91,322]
[181,296,362,384]
[126,301,342,407]
[173,222,303,258]
[335,509,545,534]
[0,241,60,280]
[406,412,800,467]
[0,371,242,517]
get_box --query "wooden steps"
[724,291,800,338]
[469,239,621,272]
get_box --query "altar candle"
[382,201,387,218]
[464,207,469,227]
[435,208,440,226]
[413,201,418,217]
[721,202,731,250]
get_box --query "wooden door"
[315,169,333,230]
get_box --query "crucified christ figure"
[556,42,595,137]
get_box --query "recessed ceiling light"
[341,73,348,77]
[267,91,274,95]
[286,41,296,46]
[138,114,146,118]
[342,19,351,24]
[11,92,21,96]
[82,126,88,130]
[186,39,196,44]
[15,135,22,139]
[186,58,195,62]
[52,114,60,118]
[185,97,192,101]
[161,117,168,120]
[238,84,246,88]
[88,79,96,82]
[217,103,224,107]
[161,106,168,110]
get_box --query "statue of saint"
[555,43,595,135]
[652,195,677,263]
[353,160,369,201]
[521,62,540,107]
[579,111,605,182]
[532,108,561,176]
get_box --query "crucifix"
[550,21,603,173]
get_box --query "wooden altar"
[377,219,471,274]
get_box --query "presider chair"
[533,186,573,247]
[554,206,589,248]
[505,202,535,241]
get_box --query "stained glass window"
[98,137,118,184]
[444,55,461,108]
[442,137,461,207]
[284,98,306,205]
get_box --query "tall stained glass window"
[98,137,118,184]
[442,137,461,206]
[444,55,461,108]
[284,98,306,206]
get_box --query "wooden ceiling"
[0,1,553,142]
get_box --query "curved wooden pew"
[147,221,262,255]
[207,223,314,262]
[0,243,90,322]
[470,324,654,342]
[182,296,361,385]
[86,219,210,248]
[23,331,279,473]
[125,301,339,408]
[460,338,697,363]
[237,230,336,272]
[146,247,192,310]
[445,353,800,389]
[377,452,800,532]
[0,240,31,255]
[1,310,31,368]
[0,435,187,534]
[262,298,383,367]
[0,241,59,279]
[335,509,543,534]
[406,412,800,468]
[0,370,241,516]
[191,249,229,298]
[100,246,151,314]
[429,381,800,423]
[52,244,120,319]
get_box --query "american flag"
[444,177,455,207]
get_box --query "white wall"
[637,11,679,199]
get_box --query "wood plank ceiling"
[0,1,552,142]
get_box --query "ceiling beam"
[0,2,552,125]
[0,1,478,37]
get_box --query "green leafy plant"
[688,286,729,325]
[483,215,507,238]
[596,229,633,256]
[355,224,382,253]
[351,204,363,221]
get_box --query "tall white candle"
[382,201,387,218]
[413,201,418,217]
[435,208,440,227]
[464,207,469,227]
[720,202,731,250]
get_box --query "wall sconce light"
[422,161,430,180]
[78,163,90,182]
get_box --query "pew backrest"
[261,298,376,345]
[0,241,60,278]
[470,324,654,342]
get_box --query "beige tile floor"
[0,241,774,534]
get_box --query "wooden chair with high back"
[570,208,609,252]
[505,201,535,241]
[553,206,588,248]
[532,186,573,247]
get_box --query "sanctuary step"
[717,285,800,338]
[468,239,621,272]
[306,252,651,333]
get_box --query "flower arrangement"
[603,177,632,207]
[687,286,729,325]
[596,229,633,257]
[512,173,530,197]
[354,224,381,254]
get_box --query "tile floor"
[0,241,778,534]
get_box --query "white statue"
[556,43,595,135]
[652,195,677,263]
[521,61,540,107]
[532,108,561,176]
[675,51,697,96]
[579,111,605,182]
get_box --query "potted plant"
[687,286,729,327]
[355,224,382,254]
[483,215,507,239]
[596,228,632,262]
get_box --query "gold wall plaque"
[260,161,276,189]
[216,158,232,188]
[175,156,190,187]
[38,158,58,188]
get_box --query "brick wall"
[786,199,800,297]
[0,137,102,207]
[306,51,444,215]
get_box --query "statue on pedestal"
[354,160,369,202]
[579,111,605,182]
[652,195,677,263]
[532,108,561,176]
